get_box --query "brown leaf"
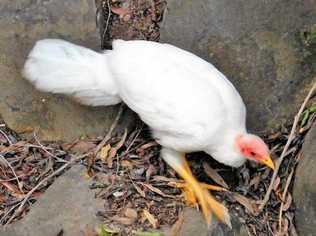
[124,207,138,219]
[273,176,281,191]
[282,194,292,212]
[133,183,146,198]
[107,129,128,168]
[99,144,111,162]
[203,162,229,189]
[137,141,158,152]
[69,141,96,153]
[111,6,131,18]
[1,182,24,198]
[141,183,176,198]
[143,209,159,228]
[233,193,258,215]
[0,193,6,203]
[249,175,261,190]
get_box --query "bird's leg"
[161,148,231,227]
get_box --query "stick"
[0,129,12,145]
[0,154,24,194]
[258,80,316,211]
[94,104,124,155]
[278,168,294,233]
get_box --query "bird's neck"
[205,129,247,168]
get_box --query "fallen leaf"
[143,209,159,228]
[124,207,138,219]
[141,183,176,198]
[133,183,146,198]
[99,144,111,162]
[107,129,128,168]
[111,6,131,18]
[121,160,134,169]
[282,194,292,212]
[0,182,24,198]
[203,162,229,189]
[0,193,6,203]
[233,193,258,215]
[249,175,261,190]
[273,176,281,192]
[69,141,96,153]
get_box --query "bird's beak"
[260,155,275,170]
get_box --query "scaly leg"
[161,148,231,227]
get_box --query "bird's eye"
[250,151,256,156]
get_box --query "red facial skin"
[236,134,270,162]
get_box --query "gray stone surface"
[293,123,316,236]
[160,0,316,133]
[0,0,134,141]
[0,165,103,236]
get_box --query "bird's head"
[235,134,274,170]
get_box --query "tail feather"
[23,39,121,106]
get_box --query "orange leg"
[161,148,231,228]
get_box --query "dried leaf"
[141,183,176,198]
[273,176,281,191]
[203,162,229,189]
[249,175,261,190]
[69,141,96,153]
[0,182,24,198]
[133,183,146,198]
[233,193,258,215]
[143,209,158,228]
[99,144,111,162]
[107,129,128,168]
[124,208,138,219]
[282,194,292,212]
[111,6,130,18]
[0,193,6,203]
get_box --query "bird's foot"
[161,149,231,227]
[172,182,227,208]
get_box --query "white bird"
[23,39,274,227]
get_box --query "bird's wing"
[108,40,246,150]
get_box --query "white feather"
[23,39,248,167]
[23,39,121,106]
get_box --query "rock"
[0,165,103,236]
[0,0,134,141]
[293,123,316,236]
[160,0,316,133]
[165,207,247,236]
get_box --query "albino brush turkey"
[23,39,274,227]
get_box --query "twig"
[259,80,316,211]
[32,133,68,163]
[0,154,24,194]
[94,104,124,155]
[278,168,295,233]
[0,129,12,145]
[5,153,88,225]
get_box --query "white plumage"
[23,39,274,226]
[24,39,247,167]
